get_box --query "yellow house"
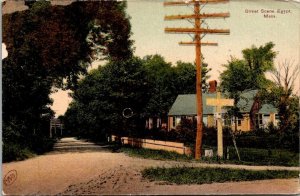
[168,90,278,132]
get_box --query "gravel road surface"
[3,137,299,195]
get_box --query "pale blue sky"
[49,0,300,116]
[127,0,299,79]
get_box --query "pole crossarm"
[164,0,229,6]
[165,27,230,34]
[165,13,230,20]
[179,41,218,46]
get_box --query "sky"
[2,0,300,116]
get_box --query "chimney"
[208,80,217,93]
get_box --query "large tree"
[264,60,299,133]
[242,42,276,89]
[142,55,175,119]
[221,42,276,93]
[174,59,211,93]
[2,1,133,160]
[65,57,149,139]
[3,1,133,89]
[220,42,276,130]
[142,55,211,123]
[65,54,211,139]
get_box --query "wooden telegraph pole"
[164,0,230,159]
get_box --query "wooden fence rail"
[111,135,192,155]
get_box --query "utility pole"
[164,0,230,159]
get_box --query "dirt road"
[2,137,300,195]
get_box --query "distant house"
[168,93,216,130]
[168,81,278,131]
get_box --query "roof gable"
[259,104,278,114]
[168,93,217,116]
[236,90,258,113]
[168,90,277,116]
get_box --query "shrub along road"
[2,137,299,195]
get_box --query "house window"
[255,114,263,128]
[237,118,242,126]
[157,118,161,128]
[224,118,232,126]
[274,114,279,126]
[203,116,208,126]
[172,117,176,127]
[222,114,231,126]
[176,117,181,126]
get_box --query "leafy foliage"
[2,1,133,161]
[228,147,299,166]
[259,60,299,133]
[142,55,175,118]
[3,1,133,89]
[220,42,276,93]
[142,55,210,119]
[220,42,276,130]
[65,57,149,139]
[242,42,276,73]
[175,118,196,144]
[65,54,211,141]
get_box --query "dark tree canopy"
[3,1,133,88]
[220,42,277,130]
[142,55,175,118]
[220,42,276,95]
[64,54,211,140]
[65,57,149,138]
[2,1,133,162]
[141,55,210,118]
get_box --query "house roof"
[168,90,277,116]
[236,90,258,113]
[259,104,278,114]
[168,94,216,116]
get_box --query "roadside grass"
[142,167,299,184]
[3,137,56,163]
[120,146,192,161]
[3,143,36,162]
[227,147,299,167]
[120,146,299,167]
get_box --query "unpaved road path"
[3,137,300,195]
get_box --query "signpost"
[207,91,234,158]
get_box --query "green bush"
[228,147,299,166]
[234,130,299,152]
[142,167,299,184]
[30,135,56,154]
[3,142,35,162]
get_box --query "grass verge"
[227,147,299,167]
[120,146,192,161]
[142,167,299,184]
[3,137,56,163]
[3,143,36,162]
[121,146,299,167]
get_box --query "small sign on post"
[214,112,221,119]
[204,149,214,158]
